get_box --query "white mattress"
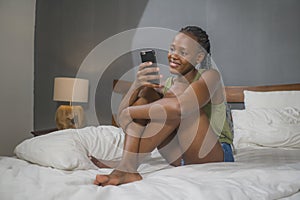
[1,147,300,200]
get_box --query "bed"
[1,81,300,200]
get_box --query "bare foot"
[94,169,142,186]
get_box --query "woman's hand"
[117,62,163,125]
[134,62,162,89]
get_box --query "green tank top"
[163,69,233,144]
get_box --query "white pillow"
[77,125,125,161]
[244,90,300,109]
[232,107,300,149]
[14,126,125,170]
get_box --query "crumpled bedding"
[1,147,300,200]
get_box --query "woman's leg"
[156,131,183,167]
[94,119,181,186]
[94,122,144,186]
[94,103,223,186]
[131,108,224,166]
[135,119,182,165]
[177,109,224,164]
[91,88,161,169]
[93,89,164,185]
[137,107,224,166]
[94,109,224,186]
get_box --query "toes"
[95,174,109,186]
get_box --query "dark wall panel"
[35,0,300,129]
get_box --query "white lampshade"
[53,77,89,102]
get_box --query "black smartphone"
[140,50,160,85]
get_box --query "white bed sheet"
[1,147,300,200]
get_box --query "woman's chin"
[169,67,180,75]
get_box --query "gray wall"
[0,0,35,155]
[207,0,300,85]
[35,0,300,130]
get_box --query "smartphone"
[140,50,160,85]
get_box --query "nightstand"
[31,128,58,137]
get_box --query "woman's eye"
[169,47,175,53]
[169,47,188,57]
[180,51,188,57]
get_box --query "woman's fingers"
[135,62,163,88]
[137,74,160,83]
[138,61,153,70]
[137,65,159,76]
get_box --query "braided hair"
[179,26,211,69]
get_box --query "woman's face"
[168,32,204,75]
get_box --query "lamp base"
[55,105,85,130]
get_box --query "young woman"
[93,26,234,186]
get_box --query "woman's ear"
[196,52,205,64]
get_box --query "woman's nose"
[170,52,179,59]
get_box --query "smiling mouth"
[169,60,181,68]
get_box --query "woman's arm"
[125,69,223,121]
[178,69,223,117]
[117,62,162,127]
[117,81,142,116]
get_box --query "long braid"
[179,26,212,69]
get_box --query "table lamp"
[53,77,89,130]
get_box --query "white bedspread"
[1,147,300,200]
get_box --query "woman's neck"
[176,68,198,83]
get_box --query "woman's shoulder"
[199,68,219,74]
[197,68,221,82]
